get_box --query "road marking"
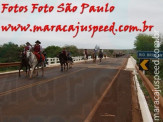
[0,68,86,97]
[100,114,115,117]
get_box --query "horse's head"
[26,50,31,59]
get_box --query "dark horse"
[98,52,103,62]
[58,52,68,71]
[58,52,73,71]
[19,51,30,77]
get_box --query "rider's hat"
[35,40,41,44]
[26,42,30,45]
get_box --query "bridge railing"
[47,56,92,65]
[0,56,96,68]
[0,62,21,68]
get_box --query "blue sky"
[0,0,162,49]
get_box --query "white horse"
[26,50,44,78]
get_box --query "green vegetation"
[134,33,163,80]
[0,42,23,63]
[0,42,74,72]
[63,45,82,56]
[0,42,84,72]
[133,33,163,121]
[103,49,114,57]
[44,45,62,57]
[134,33,155,51]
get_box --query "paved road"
[0,57,126,122]
[91,70,132,122]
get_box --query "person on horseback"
[62,48,67,61]
[33,40,44,62]
[67,50,71,57]
[98,49,103,62]
[84,49,88,59]
[83,49,88,63]
[19,42,31,77]
[24,42,32,55]
[93,49,97,63]
[67,50,73,63]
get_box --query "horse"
[67,56,73,68]
[58,52,74,71]
[104,54,107,59]
[58,52,68,71]
[19,51,30,77]
[98,52,103,62]
[92,53,97,63]
[26,50,44,78]
[83,54,88,63]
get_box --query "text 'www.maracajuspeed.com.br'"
[1,21,154,38]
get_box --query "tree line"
[0,42,84,63]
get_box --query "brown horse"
[58,52,68,71]
[19,52,30,77]
[92,53,97,63]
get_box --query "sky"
[0,0,162,49]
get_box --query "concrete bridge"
[0,55,158,122]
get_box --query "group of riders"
[83,49,104,63]
[23,41,73,64]
[23,40,104,65]
[20,40,105,77]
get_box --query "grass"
[131,53,163,121]
[137,75,163,122]
[131,53,163,96]
[137,75,154,114]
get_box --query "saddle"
[33,52,45,62]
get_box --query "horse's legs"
[66,62,68,70]
[19,65,23,77]
[69,62,71,69]
[41,62,44,77]
[93,58,95,63]
[36,66,38,76]
[64,63,66,70]
[27,66,30,76]
[61,63,63,71]
[30,65,36,78]
[25,66,28,76]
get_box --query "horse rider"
[84,49,88,59]
[24,42,32,55]
[62,48,67,61]
[33,40,44,62]
[67,50,73,63]
[62,48,67,55]
[98,49,103,62]
[94,49,97,59]
[67,50,71,57]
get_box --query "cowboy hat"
[35,40,41,44]
[26,42,30,45]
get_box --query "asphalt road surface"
[0,57,127,122]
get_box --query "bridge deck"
[0,57,140,122]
